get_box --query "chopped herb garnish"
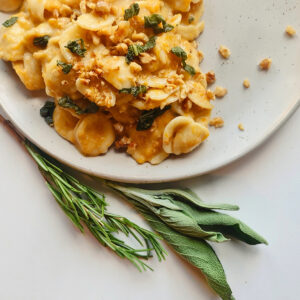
[171,46,196,76]
[33,35,50,48]
[58,96,99,115]
[2,16,18,28]
[137,105,171,131]
[188,15,195,23]
[57,61,73,74]
[65,39,87,57]
[183,62,196,76]
[124,3,140,20]
[119,85,148,97]
[126,36,157,63]
[144,14,174,34]
[40,101,55,127]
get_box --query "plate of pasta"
[0,0,299,183]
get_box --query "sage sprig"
[137,206,234,300]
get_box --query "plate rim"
[1,97,299,183]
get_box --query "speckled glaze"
[0,0,300,183]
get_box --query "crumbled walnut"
[111,43,128,55]
[243,79,250,88]
[130,62,142,73]
[198,50,204,63]
[61,80,68,86]
[115,136,132,149]
[139,53,156,64]
[206,89,215,100]
[286,25,296,36]
[206,71,216,85]
[113,123,124,135]
[219,45,231,59]
[209,117,224,128]
[259,58,272,70]
[214,86,227,98]
[95,1,111,13]
[238,123,245,131]
[132,32,148,42]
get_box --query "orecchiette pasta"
[74,112,115,156]
[0,0,215,164]
[163,116,209,155]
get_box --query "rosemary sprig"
[23,141,166,271]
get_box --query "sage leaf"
[107,183,239,211]
[151,206,229,242]
[124,3,140,20]
[144,14,174,34]
[137,206,234,300]
[65,39,87,57]
[2,17,18,28]
[33,35,50,48]
[119,85,147,97]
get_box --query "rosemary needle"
[24,141,166,271]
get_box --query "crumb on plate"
[259,58,272,70]
[243,79,250,88]
[286,25,296,37]
[238,123,245,131]
[209,117,224,128]
[214,86,227,98]
[206,71,216,85]
[219,45,231,59]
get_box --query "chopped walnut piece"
[115,136,132,149]
[286,25,296,36]
[113,123,124,135]
[206,89,215,100]
[219,45,231,59]
[95,1,111,13]
[209,117,224,128]
[132,32,148,42]
[238,123,245,131]
[206,71,216,85]
[130,62,142,73]
[259,58,272,70]
[110,43,128,55]
[243,79,250,88]
[214,86,227,98]
[139,53,156,64]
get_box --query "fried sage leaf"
[65,39,87,57]
[119,85,148,97]
[57,60,73,74]
[144,14,174,34]
[33,35,50,48]
[40,101,55,127]
[2,16,18,28]
[58,96,99,115]
[171,46,196,76]
[136,105,170,131]
[124,3,140,20]
[126,36,157,63]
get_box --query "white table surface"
[0,106,299,300]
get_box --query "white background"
[0,106,299,300]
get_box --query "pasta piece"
[126,111,173,164]
[99,56,135,90]
[74,113,115,156]
[76,77,116,108]
[0,13,32,61]
[165,0,194,12]
[0,0,23,12]
[59,24,86,63]
[77,13,114,32]
[187,81,213,109]
[53,106,79,144]
[12,52,44,90]
[177,21,205,41]
[26,0,46,22]
[163,116,209,155]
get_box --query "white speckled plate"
[0,0,300,183]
